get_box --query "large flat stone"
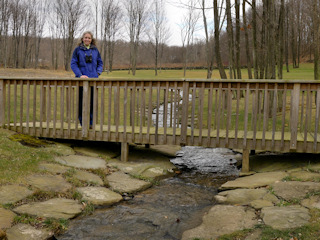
[106,171,152,194]
[0,208,16,229]
[0,185,34,205]
[38,163,71,174]
[76,187,123,206]
[13,198,83,219]
[182,205,258,240]
[6,223,53,240]
[73,170,104,186]
[55,155,106,169]
[215,188,274,205]
[220,172,287,190]
[261,206,310,230]
[272,181,320,201]
[301,196,320,209]
[26,175,72,193]
[107,160,175,180]
[289,171,320,182]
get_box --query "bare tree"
[180,0,200,77]
[53,0,89,71]
[213,0,227,79]
[242,0,252,79]
[101,0,123,72]
[149,0,169,76]
[313,0,319,80]
[0,0,11,67]
[123,0,150,76]
[226,0,235,79]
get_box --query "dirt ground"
[0,68,74,78]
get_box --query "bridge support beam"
[121,142,129,162]
[241,149,250,173]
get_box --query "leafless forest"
[0,0,319,79]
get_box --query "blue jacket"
[71,44,103,78]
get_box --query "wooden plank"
[100,81,105,140]
[173,82,178,145]
[13,80,17,130]
[206,82,213,147]
[123,81,128,142]
[53,81,58,138]
[280,84,287,150]
[271,84,278,149]
[139,81,145,143]
[216,83,223,146]
[115,81,120,141]
[252,83,259,148]
[32,81,36,135]
[163,81,169,144]
[314,86,320,151]
[147,82,152,142]
[0,80,4,127]
[92,82,98,139]
[304,85,311,148]
[155,82,160,144]
[60,81,65,137]
[290,84,300,150]
[198,82,205,145]
[180,81,189,145]
[46,81,51,137]
[131,81,136,143]
[26,81,30,132]
[191,82,196,145]
[82,81,89,138]
[67,81,72,138]
[19,80,23,131]
[107,81,112,141]
[234,83,241,146]
[262,84,269,148]
[74,82,79,139]
[243,83,250,149]
[226,83,232,147]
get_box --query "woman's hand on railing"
[80,75,88,78]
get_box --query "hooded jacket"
[71,44,103,78]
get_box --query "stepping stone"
[38,163,71,174]
[13,198,83,219]
[106,171,152,194]
[55,155,106,169]
[0,208,16,229]
[272,181,320,201]
[261,206,310,230]
[182,205,258,240]
[73,170,104,186]
[215,188,272,205]
[289,171,320,181]
[76,187,122,206]
[6,223,53,240]
[26,175,72,193]
[220,172,288,190]
[0,185,34,205]
[301,196,320,209]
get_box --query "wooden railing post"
[180,81,189,145]
[290,83,300,150]
[0,80,5,127]
[82,80,89,138]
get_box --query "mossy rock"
[9,134,54,148]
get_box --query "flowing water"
[57,147,240,240]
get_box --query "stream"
[57,147,240,240]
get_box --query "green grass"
[0,130,60,184]
[101,63,316,80]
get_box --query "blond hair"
[78,31,97,46]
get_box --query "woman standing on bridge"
[71,31,103,127]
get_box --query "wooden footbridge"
[1,77,320,172]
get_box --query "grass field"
[0,63,316,80]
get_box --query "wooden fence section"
[1,77,320,171]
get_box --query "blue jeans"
[78,86,93,126]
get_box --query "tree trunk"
[243,0,252,79]
[213,0,227,79]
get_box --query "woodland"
[0,0,319,79]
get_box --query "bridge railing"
[1,77,320,154]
